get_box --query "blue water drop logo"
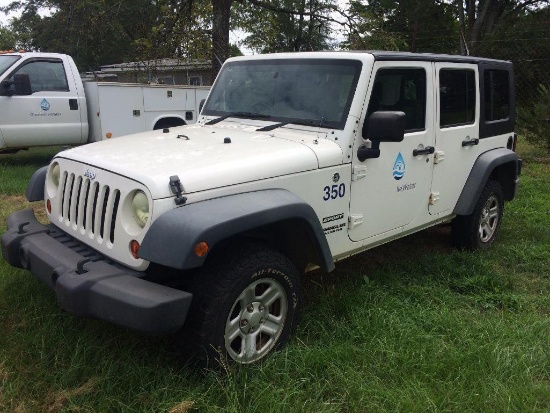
[393,152,405,180]
[41,99,50,111]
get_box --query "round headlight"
[131,191,149,228]
[51,162,60,187]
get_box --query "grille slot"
[59,173,120,243]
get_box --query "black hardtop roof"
[363,50,511,66]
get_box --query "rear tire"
[452,179,504,251]
[178,242,302,366]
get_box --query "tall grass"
[0,142,548,412]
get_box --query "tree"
[456,0,550,54]
[233,0,338,54]
[342,0,458,53]
[0,24,16,50]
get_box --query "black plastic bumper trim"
[1,209,192,334]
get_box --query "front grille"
[60,172,121,244]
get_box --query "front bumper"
[1,209,192,334]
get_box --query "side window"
[484,70,509,121]
[366,68,426,132]
[439,69,476,128]
[11,60,70,93]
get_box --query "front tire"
[452,179,504,250]
[179,243,302,365]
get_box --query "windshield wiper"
[256,117,326,132]
[205,112,271,125]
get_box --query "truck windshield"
[0,55,21,77]
[203,58,362,130]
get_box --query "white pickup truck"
[0,51,210,153]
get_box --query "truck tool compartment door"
[429,63,480,215]
[0,58,83,148]
[349,61,435,242]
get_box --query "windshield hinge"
[352,165,367,181]
[348,214,363,229]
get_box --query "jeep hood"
[60,124,343,199]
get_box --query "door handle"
[413,146,435,156]
[462,138,479,147]
[69,99,78,110]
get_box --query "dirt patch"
[0,196,50,226]
[169,401,195,413]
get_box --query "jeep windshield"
[0,55,20,77]
[202,58,362,130]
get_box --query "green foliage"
[0,24,16,50]
[342,0,458,53]
[518,84,550,154]
[234,0,337,53]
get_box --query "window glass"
[366,68,426,132]
[439,69,476,127]
[484,70,509,121]
[203,59,362,130]
[0,55,20,76]
[11,60,69,93]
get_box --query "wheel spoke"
[260,285,282,307]
[261,315,282,337]
[242,331,259,359]
[225,316,242,341]
[488,206,499,219]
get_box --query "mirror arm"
[357,141,381,161]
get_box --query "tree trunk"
[212,0,233,79]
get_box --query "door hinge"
[352,165,367,181]
[434,150,445,164]
[429,192,440,205]
[348,214,363,229]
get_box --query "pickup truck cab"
[0,51,209,153]
[1,51,521,365]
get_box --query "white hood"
[59,123,343,199]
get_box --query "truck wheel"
[179,243,302,365]
[452,179,504,251]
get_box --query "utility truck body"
[0,52,209,153]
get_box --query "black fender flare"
[139,189,335,272]
[454,148,520,216]
[26,166,48,202]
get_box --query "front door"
[0,58,84,148]
[349,61,435,242]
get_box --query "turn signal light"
[106,132,112,139]
[46,199,52,214]
[130,240,140,259]
[194,242,209,257]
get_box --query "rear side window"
[366,68,426,132]
[484,70,509,121]
[439,69,476,128]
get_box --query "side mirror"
[0,74,32,97]
[199,98,206,113]
[358,111,406,161]
[0,79,14,96]
[14,74,32,95]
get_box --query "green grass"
[1,143,549,412]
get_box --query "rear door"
[429,63,480,215]
[0,57,83,148]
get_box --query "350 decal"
[323,183,346,201]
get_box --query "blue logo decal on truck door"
[393,152,405,180]
[41,99,50,111]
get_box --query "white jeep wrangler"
[1,51,521,365]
